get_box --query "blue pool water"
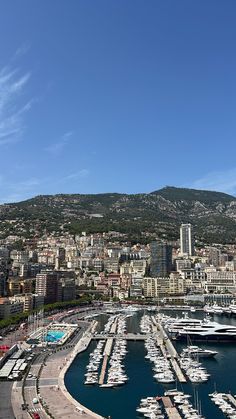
[45,330,65,342]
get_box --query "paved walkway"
[11,321,105,419]
[40,327,104,418]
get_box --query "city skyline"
[1,1,236,202]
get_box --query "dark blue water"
[65,310,236,419]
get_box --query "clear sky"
[1,0,236,202]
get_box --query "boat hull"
[176,333,236,342]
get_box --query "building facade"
[150,242,172,277]
[180,223,194,256]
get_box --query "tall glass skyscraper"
[150,242,172,277]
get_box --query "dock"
[170,359,186,383]
[92,333,148,341]
[162,397,182,419]
[98,338,113,385]
[155,318,178,358]
[110,318,117,334]
[153,317,187,383]
[98,355,108,385]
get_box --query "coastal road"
[1,314,96,419]
[22,324,87,419]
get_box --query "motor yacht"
[176,320,236,342]
[182,345,218,358]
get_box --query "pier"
[153,317,187,383]
[98,338,113,385]
[153,317,178,358]
[92,333,148,341]
[162,397,182,419]
[110,318,117,334]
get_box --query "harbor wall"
[58,320,105,419]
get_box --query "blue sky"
[1,1,236,202]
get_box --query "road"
[0,308,98,419]
[0,382,15,419]
[22,323,88,418]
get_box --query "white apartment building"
[205,270,236,293]
[180,223,194,256]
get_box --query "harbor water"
[65,310,236,419]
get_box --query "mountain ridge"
[1,186,236,244]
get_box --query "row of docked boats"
[145,336,175,384]
[166,390,205,419]
[103,337,128,387]
[209,392,236,418]
[136,391,205,419]
[102,314,129,388]
[140,314,155,334]
[179,354,210,383]
[103,313,129,387]
[136,396,164,418]
[84,339,105,385]
[104,314,118,333]
[204,301,236,315]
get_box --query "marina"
[64,310,236,419]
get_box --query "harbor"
[7,307,236,419]
[64,309,236,419]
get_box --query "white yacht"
[164,312,236,341]
[182,345,218,358]
[164,314,204,334]
[176,320,236,342]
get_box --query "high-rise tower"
[180,223,194,256]
[150,242,172,277]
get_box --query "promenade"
[11,320,105,419]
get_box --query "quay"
[92,333,148,340]
[12,320,105,419]
[98,355,108,385]
[153,316,187,383]
[162,396,182,419]
[99,338,113,385]
[110,318,117,334]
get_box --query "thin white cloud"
[13,42,31,59]
[64,169,90,181]
[0,66,31,145]
[189,168,236,195]
[45,131,73,155]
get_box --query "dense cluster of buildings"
[0,223,236,319]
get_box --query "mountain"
[1,186,236,244]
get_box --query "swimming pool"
[45,330,65,342]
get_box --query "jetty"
[162,397,182,419]
[92,333,148,341]
[153,317,187,383]
[98,337,113,385]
